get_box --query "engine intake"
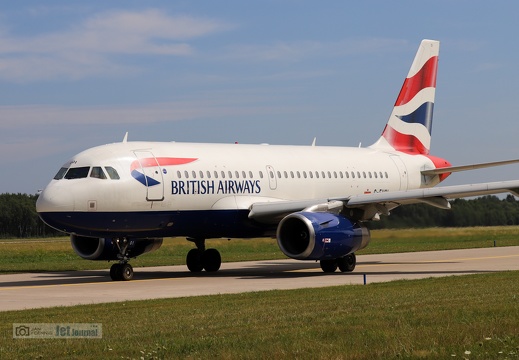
[71,235,163,260]
[276,212,370,260]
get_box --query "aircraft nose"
[36,183,75,213]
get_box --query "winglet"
[122,132,128,143]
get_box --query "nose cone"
[36,182,75,213]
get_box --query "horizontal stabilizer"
[422,159,519,176]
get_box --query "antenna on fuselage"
[122,132,128,143]
[311,137,316,147]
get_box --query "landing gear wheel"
[202,248,221,272]
[338,253,356,272]
[110,263,120,281]
[320,259,338,273]
[186,249,203,272]
[119,263,134,281]
[110,263,134,281]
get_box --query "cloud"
[222,38,407,62]
[0,9,232,81]
[0,94,300,129]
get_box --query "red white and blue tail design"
[371,39,439,155]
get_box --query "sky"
[2,1,519,194]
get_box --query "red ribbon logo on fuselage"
[131,157,197,186]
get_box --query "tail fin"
[370,39,439,155]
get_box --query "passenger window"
[249,171,253,178]
[259,171,263,179]
[221,171,226,179]
[277,171,282,178]
[177,171,181,179]
[297,171,301,178]
[322,171,326,178]
[345,172,349,179]
[228,171,232,179]
[242,171,247,178]
[284,171,288,178]
[199,171,204,179]
[269,171,274,179]
[235,171,240,178]
[207,171,211,179]
[53,167,68,180]
[309,172,313,179]
[184,171,189,179]
[90,167,107,179]
[352,172,355,179]
[369,172,372,179]
[385,172,389,178]
[192,171,197,179]
[374,172,378,178]
[290,171,294,178]
[214,171,219,179]
[64,167,90,179]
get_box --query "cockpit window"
[90,167,107,179]
[64,167,90,179]
[53,167,68,180]
[105,167,120,180]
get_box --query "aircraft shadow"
[0,260,497,288]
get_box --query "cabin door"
[133,151,165,201]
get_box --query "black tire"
[202,248,221,272]
[338,253,356,272]
[119,263,134,281]
[320,259,338,273]
[186,249,203,272]
[110,263,120,281]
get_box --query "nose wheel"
[110,262,134,281]
[109,238,134,281]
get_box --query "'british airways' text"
[171,180,261,195]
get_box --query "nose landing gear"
[110,262,134,281]
[109,238,134,281]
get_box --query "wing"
[248,180,519,223]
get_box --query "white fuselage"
[36,141,441,239]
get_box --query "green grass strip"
[1,271,519,359]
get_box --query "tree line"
[0,193,61,238]
[1,193,519,238]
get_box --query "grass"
[1,227,519,358]
[1,226,519,273]
[1,271,519,359]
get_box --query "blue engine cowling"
[276,212,370,260]
[70,235,163,260]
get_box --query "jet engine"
[70,235,163,260]
[276,212,370,260]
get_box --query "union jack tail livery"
[371,39,439,155]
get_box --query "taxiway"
[1,246,519,311]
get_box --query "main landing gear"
[319,253,356,273]
[186,238,222,272]
[110,238,134,281]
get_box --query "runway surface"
[2,246,519,312]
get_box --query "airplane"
[36,39,519,281]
